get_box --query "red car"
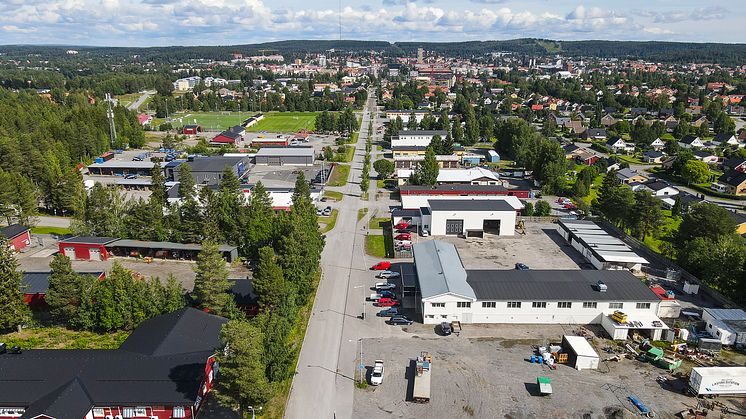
[371,261,392,270]
[394,222,409,230]
[375,298,400,307]
[394,233,411,241]
[564,203,577,210]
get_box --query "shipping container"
[689,367,746,396]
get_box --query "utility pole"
[105,93,117,148]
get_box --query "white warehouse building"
[391,130,448,147]
[427,200,517,236]
[557,219,649,271]
[413,241,665,339]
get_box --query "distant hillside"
[2,38,746,65]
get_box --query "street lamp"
[247,406,262,419]
[353,285,366,320]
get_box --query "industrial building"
[241,185,322,211]
[58,236,119,261]
[254,147,315,166]
[396,167,500,186]
[58,237,239,262]
[702,308,746,346]
[392,197,520,237]
[391,130,448,148]
[87,160,156,177]
[413,241,664,339]
[557,219,649,271]
[173,156,249,185]
[399,185,528,209]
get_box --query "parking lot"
[352,327,738,419]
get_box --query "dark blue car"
[376,308,399,317]
[379,290,397,299]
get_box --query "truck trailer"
[412,352,432,403]
[689,367,746,396]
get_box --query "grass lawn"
[642,210,681,253]
[365,235,387,258]
[323,190,343,201]
[31,226,72,235]
[369,217,390,229]
[376,178,396,189]
[167,111,257,131]
[114,93,141,108]
[337,145,355,162]
[1,327,129,349]
[318,209,339,234]
[328,164,350,187]
[615,154,645,165]
[357,208,369,221]
[246,112,319,133]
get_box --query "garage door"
[445,219,463,235]
[64,247,76,259]
[483,219,501,234]
[89,248,101,261]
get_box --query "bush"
[523,202,534,216]
[535,200,552,216]
[158,122,173,131]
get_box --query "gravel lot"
[437,222,591,270]
[353,328,727,419]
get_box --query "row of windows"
[431,302,652,309]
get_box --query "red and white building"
[58,236,118,261]
[2,224,31,252]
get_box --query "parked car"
[376,307,399,317]
[378,290,396,299]
[322,208,332,216]
[421,229,430,237]
[375,298,399,307]
[371,360,385,385]
[440,322,453,335]
[557,197,571,205]
[376,270,401,279]
[386,315,413,325]
[124,174,138,179]
[394,221,409,230]
[316,209,323,216]
[394,233,411,241]
[371,261,391,270]
[374,282,396,290]
[368,293,382,301]
[515,263,530,270]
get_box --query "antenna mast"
[105,93,117,148]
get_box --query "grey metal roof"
[87,161,155,169]
[704,308,746,321]
[255,147,314,157]
[59,236,119,245]
[109,239,236,253]
[428,199,515,212]
[413,241,476,300]
[400,184,508,193]
[188,156,245,172]
[1,224,29,239]
[465,270,659,301]
[22,271,104,294]
[392,208,420,218]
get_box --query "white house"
[650,138,666,151]
[392,130,448,148]
[606,138,635,154]
[413,241,664,340]
[702,308,746,346]
[426,199,517,236]
[639,180,679,197]
[396,167,499,186]
[679,135,704,149]
[385,109,429,124]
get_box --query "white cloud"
[644,27,674,35]
[2,25,38,33]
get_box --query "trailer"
[689,367,746,396]
[412,352,432,403]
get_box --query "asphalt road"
[285,91,377,419]
[127,90,154,111]
[35,215,72,228]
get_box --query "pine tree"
[193,241,233,316]
[243,182,275,259]
[215,320,272,415]
[671,195,683,217]
[71,274,98,330]
[177,163,196,201]
[252,246,286,308]
[14,175,38,227]
[261,308,295,382]
[163,274,186,312]
[452,116,464,143]
[45,254,83,323]
[150,164,167,208]
[0,239,29,331]
[413,147,439,186]
[217,168,244,244]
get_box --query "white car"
[376,271,401,279]
[375,282,396,290]
[371,360,385,385]
[369,293,382,301]
[421,229,429,237]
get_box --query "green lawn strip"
[357,208,369,221]
[31,226,72,235]
[318,209,338,234]
[369,217,390,230]
[614,154,645,165]
[1,327,129,349]
[245,112,318,133]
[365,235,386,258]
[341,145,355,162]
[376,178,396,189]
[328,164,350,187]
[641,210,681,253]
[322,190,343,201]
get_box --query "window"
[507,301,521,308]
[557,302,572,308]
[431,302,445,308]
[609,302,624,309]
[440,315,448,319]
[482,301,496,308]
[425,314,435,319]
[134,408,147,416]
[582,302,597,309]
[532,302,547,308]
[172,407,186,419]
[92,409,105,417]
[636,302,651,309]
[457,302,471,308]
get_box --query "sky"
[0,0,743,47]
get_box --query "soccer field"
[246,112,318,133]
[169,112,256,131]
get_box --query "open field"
[114,93,140,108]
[246,112,318,133]
[328,164,350,187]
[31,226,72,235]
[1,327,130,349]
[162,111,257,131]
[318,209,339,234]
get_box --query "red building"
[183,124,203,135]
[399,184,531,200]
[210,131,241,145]
[0,308,231,419]
[21,271,105,309]
[251,137,289,148]
[2,224,31,252]
[58,237,118,261]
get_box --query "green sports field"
[246,112,318,133]
[168,112,257,131]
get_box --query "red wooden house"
[22,271,106,309]
[58,237,119,261]
[182,124,203,135]
[2,224,31,252]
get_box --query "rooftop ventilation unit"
[596,280,608,292]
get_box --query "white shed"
[562,335,600,370]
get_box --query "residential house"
[604,158,621,172]
[582,128,608,141]
[659,191,703,214]
[606,137,635,154]
[2,224,31,252]
[600,114,617,127]
[562,143,582,159]
[714,170,746,196]
[650,138,666,151]
[565,120,586,135]
[721,157,746,173]
[642,150,666,164]
[679,135,704,149]
[640,180,679,197]
[662,115,679,131]
[713,133,739,147]
[693,150,719,164]
[728,211,746,235]
[692,116,709,128]
[575,150,600,166]
[616,168,649,184]
[631,107,648,117]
